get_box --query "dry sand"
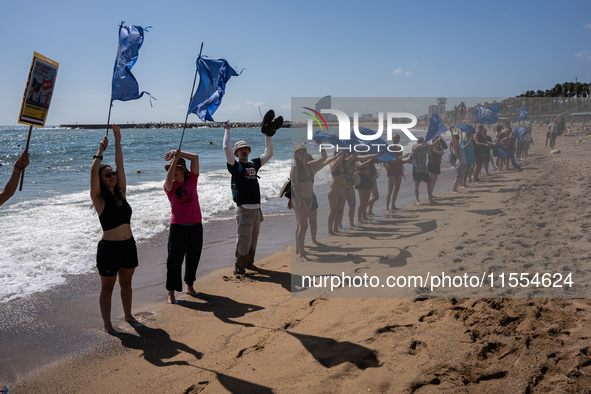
[11,125,591,393]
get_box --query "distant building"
[428,97,447,119]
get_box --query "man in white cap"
[223,111,281,276]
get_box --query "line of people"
[288,124,538,260]
[89,115,281,333]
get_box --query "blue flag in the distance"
[513,126,530,138]
[452,123,477,135]
[424,113,447,144]
[111,25,153,103]
[476,104,500,124]
[517,108,529,121]
[188,57,243,122]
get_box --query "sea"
[0,125,424,304]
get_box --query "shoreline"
[9,125,591,392]
[0,162,443,386]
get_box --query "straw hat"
[234,140,251,156]
[164,157,190,173]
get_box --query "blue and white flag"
[476,104,500,124]
[496,144,521,170]
[313,130,342,146]
[452,123,476,134]
[513,126,529,138]
[424,113,447,144]
[517,108,529,121]
[188,57,243,122]
[111,25,153,103]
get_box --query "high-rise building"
[428,97,447,119]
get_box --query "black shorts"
[412,169,431,183]
[427,163,441,175]
[96,237,139,276]
[355,174,374,190]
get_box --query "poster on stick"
[18,52,59,127]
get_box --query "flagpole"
[105,98,113,136]
[179,42,204,151]
[18,125,33,191]
[106,21,124,137]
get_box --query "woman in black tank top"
[90,124,139,334]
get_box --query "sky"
[1,0,590,126]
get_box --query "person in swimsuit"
[355,157,378,223]
[427,136,445,194]
[328,149,356,235]
[342,154,358,230]
[384,133,410,213]
[412,136,435,205]
[163,148,203,304]
[90,124,140,334]
[291,145,335,259]
[366,161,381,217]
[0,150,30,207]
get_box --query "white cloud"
[393,67,412,77]
[582,23,591,29]
[575,50,591,60]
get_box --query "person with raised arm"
[0,150,30,206]
[163,148,203,304]
[384,133,410,213]
[291,145,337,259]
[224,112,280,277]
[90,124,139,334]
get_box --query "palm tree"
[458,101,467,121]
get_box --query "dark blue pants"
[166,223,203,291]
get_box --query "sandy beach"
[8,124,591,393]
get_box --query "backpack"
[230,160,255,203]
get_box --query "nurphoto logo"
[303,107,419,153]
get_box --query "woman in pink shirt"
[163,148,202,304]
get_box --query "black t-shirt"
[227,158,262,206]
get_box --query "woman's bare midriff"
[102,224,133,241]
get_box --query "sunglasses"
[103,171,117,179]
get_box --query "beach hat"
[295,145,307,152]
[164,157,190,173]
[234,140,251,156]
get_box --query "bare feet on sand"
[186,287,200,297]
[104,324,119,335]
[126,316,142,327]
[168,291,176,304]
